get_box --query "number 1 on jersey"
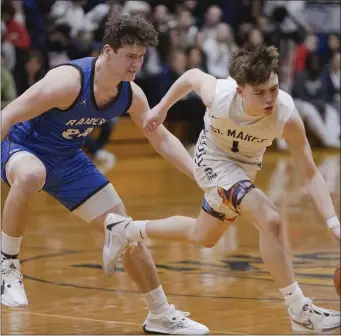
[231,141,239,153]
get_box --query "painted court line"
[2,310,242,334]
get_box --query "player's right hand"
[143,104,168,133]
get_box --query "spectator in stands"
[1,1,31,50]
[1,20,16,71]
[322,51,340,111]
[293,53,325,109]
[201,5,223,42]
[49,0,94,39]
[1,54,17,109]
[122,0,151,19]
[292,53,340,148]
[176,8,199,49]
[182,0,198,14]
[203,23,237,78]
[247,27,264,48]
[23,0,54,72]
[158,49,187,101]
[47,24,71,68]
[321,32,340,67]
[14,50,45,96]
[293,33,319,75]
[234,22,255,47]
[186,46,207,72]
[152,4,172,65]
[257,15,274,46]
[84,1,111,33]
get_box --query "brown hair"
[103,14,158,51]
[229,45,279,86]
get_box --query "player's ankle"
[126,220,148,242]
[279,281,307,315]
[142,285,170,315]
[2,231,22,258]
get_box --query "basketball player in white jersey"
[105,45,341,333]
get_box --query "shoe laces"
[303,299,339,319]
[166,304,190,325]
[125,241,138,254]
[116,239,129,261]
[310,303,340,317]
[1,259,24,287]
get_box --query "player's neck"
[242,98,262,117]
[95,56,122,92]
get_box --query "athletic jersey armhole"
[209,78,237,114]
[276,91,295,138]
[208,79,224,113]
[277,108,294,138]
[123,82,133,115]
[52,64,84,112]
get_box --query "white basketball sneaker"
[289,298,340,333]
[1,258,28,307]
[102,213,132,277]
[143,304,209,334]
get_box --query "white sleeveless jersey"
[202,77,294,165]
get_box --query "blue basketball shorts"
[1,138,121,222]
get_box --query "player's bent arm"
[129,83,194,180]
[159,68,217,111]
[1,66,81,141]
[282,108,339,229]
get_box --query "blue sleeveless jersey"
[7,57,132,157]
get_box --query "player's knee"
[263,212,282,236]
[12,169,45,193]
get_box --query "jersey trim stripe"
[52,63,85,112]
[69,180,110,211]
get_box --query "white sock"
[279,281,307,315]
[1,231,22,257]
[142,285,170,315]
[126,220,148,242]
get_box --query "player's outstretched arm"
[143,68,217,133]
[129,82,194,180]
[283,108,340,240]
[1,66,81,141]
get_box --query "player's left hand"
[143,104,168,133]
[331,224,340,241]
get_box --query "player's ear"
[236,86,243,97]
[103,44,113,57]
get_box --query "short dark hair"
[103,14,158,51]
[229,45,279,86]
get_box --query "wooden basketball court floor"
[1,145,340,335]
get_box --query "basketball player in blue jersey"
[1,15,208,335]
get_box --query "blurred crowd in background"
[1,0,340,155]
